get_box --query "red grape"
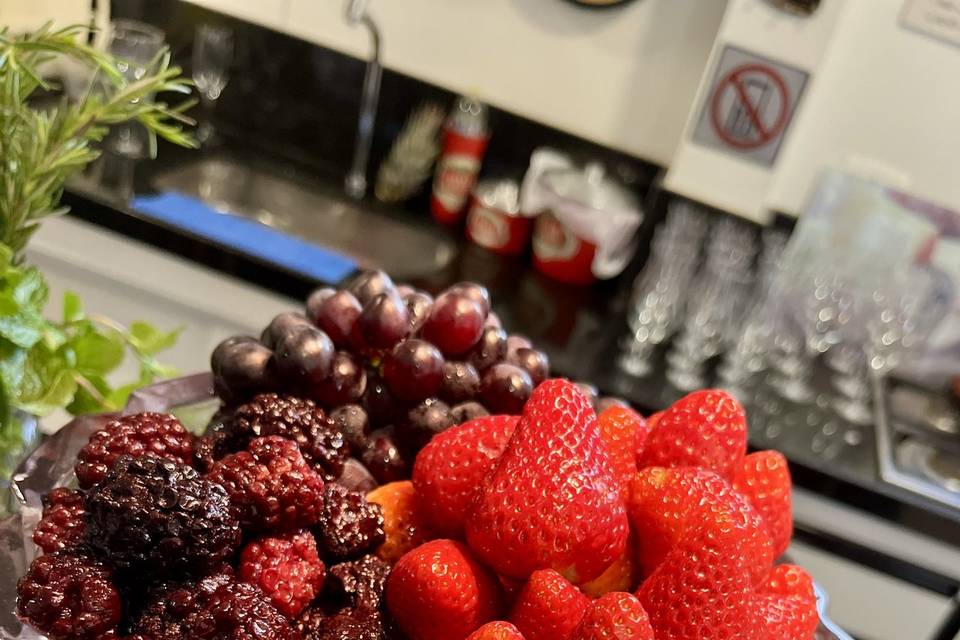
[274,325,334,387]
[421,292,485,356]
[349,269,396,306]
[448,282,491,316]
[211,335,258,375]
[335,458,378,493]
[360,427,408,484]
[331,404,370,454]
[310,290,362,348]
[505,334,532,358]
[213,340,278,401]
[507,347,550,387]
[305,287,336,319]
[450,401,490,424]
[260,311,310,349]
[439,361,480,403]
[383,339,445,403]
[403,291,434,333]
[480,363,533,414]
[363,376,400,427]
[355,292,410,351]
[396,284,416,297]
[398,398,454,452]
[484,311,502,328]
[467,326,507,371]
[311,351,366,406]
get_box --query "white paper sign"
[902,0,960,48]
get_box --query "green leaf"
[0,293,46,348]
[72,330,125,377]
[0,338,26,400]
[16,368,77,416]
[12,266,47,309]
[66,374,112,415]
[129,322,181,356]
[62,291,83,323]
[104,382,140,411]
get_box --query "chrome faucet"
[344,0,382,200]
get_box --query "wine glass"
[192,24,234,143]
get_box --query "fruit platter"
[3,271,852,640]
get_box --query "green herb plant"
[0,23,195,458]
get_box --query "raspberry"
[316,484,385,562]
[16,550,121,640]
[308,608,386,640]
[325,555,391,612]
[238,529,326,619]
[208,436,325,532]
[132,575,296,640]
[32,487,86,553]
[227,393,349,480]
[75,413,194,489]
[84,456,240,577]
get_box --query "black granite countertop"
[62,140,960,603]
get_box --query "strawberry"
[413,415,519,538]
[387,539,503,640]
[466,380,628,583]
[634,411,655,464]
[366,481,432,563]
[638,522,761,640]
[628,467,773,581]
[597,406,645,499]
[579,536,638,598]
[753,564,819,640]
[509,569,589,640]
[733,450,793,558]
[637,389,747,479]
[466,621,526,640]
[573,592,655,640]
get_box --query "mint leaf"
[12,267,48,310]
[105,382,140,411]
[16,368,78,416]
[0,294,46,348]
[67,375,113,415]
[0,338,26,400]
[73,331,125,377]
[63,291,84,323]
[129,322,181,356]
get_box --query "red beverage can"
[466,179,533,256]
[431,96,490,225]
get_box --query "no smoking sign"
[693,46,809,166]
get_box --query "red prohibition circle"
[710,63,790,150]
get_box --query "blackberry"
[208,435,325,532]
[84,456,240,577]
[16,549,121,640]
[192,428,230,474]
[315,484,385,562]
[306,609,386,640]
[132,574,295,640]
[75,413,195,489]
[238,529,326,619]
[324,555,391,612]
[32,487,86,553]
[295,606,329,637]
[227,394,348,480]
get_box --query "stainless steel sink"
[152,155,456,279]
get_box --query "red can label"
[532,212,596,284]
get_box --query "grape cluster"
[210,270,552,482]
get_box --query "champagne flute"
[192,24,234,144]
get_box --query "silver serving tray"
[1,374,852,640]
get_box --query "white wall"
[182,0,727,167]
[766,0,960,217]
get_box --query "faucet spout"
[344,3,382,200]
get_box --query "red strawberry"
[573,591,655,640]
[628,467,773,581]
[634,412,654,464]
[413,415,519,538]
[509,569,589,640]
[733,451,793,558]
[387,539,503,640]
[466,621,526,640]
[637,389,746,479]
[753,564,819,640]
[597,406,645,499]
[466,380,628,583]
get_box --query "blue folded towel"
[132,192,357,284]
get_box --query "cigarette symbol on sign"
[710,63,791,150]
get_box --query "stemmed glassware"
[192,24,234,144]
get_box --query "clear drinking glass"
[104,19,165,159]
[192,24,235,143]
